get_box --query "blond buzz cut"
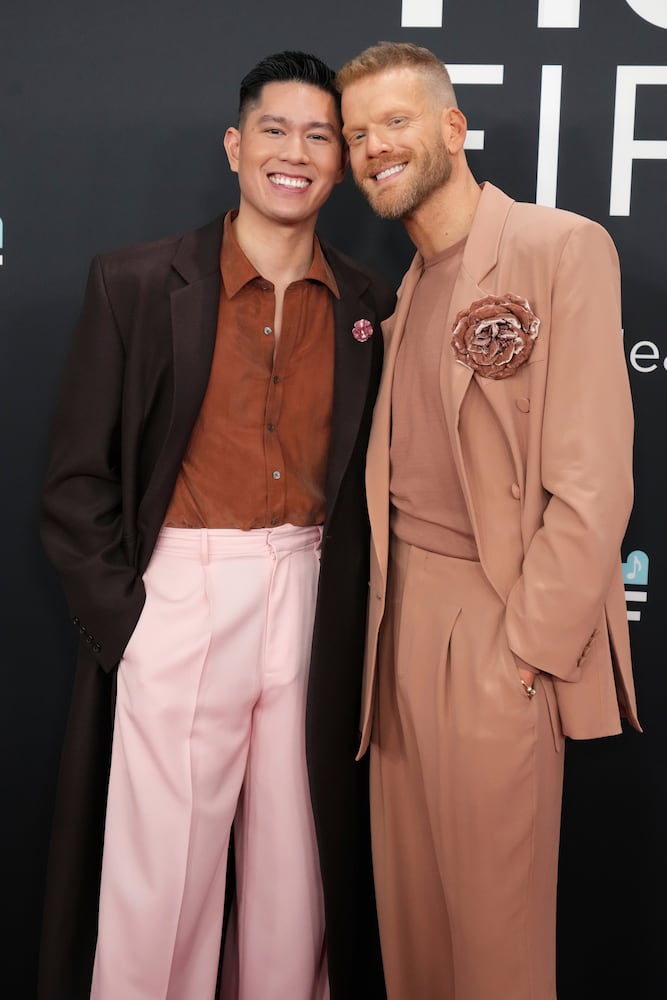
[336,41,457,109]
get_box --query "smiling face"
[342,68,453,220]
[224,81,345,231]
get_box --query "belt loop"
[200,528,209,565]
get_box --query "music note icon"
[622,550,648,586]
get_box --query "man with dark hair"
[39,50,393,1000]
[337,41,639,1000]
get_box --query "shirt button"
[271,517,279,525]
[272,470,281,480]
[267,423,275,432]
[263,326,272,336]
[273,375,280,384]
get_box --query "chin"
[367,194,405,220]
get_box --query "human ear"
[223,127,241,173]
[442,107,467,154]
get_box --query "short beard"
[359,138,452,220]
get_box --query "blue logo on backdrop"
[622,549,649,621]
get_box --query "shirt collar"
[220,210,340,300]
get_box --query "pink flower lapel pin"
[352,318,374,342]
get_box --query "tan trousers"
[371,537,564,1000]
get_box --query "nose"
[279,132,309,163]
[365,127,391,158]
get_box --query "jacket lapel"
[168,217,225,452]
[441,183,515,426]
[137,217,223,534]
[321,246,376,527]
[438,184,515,527]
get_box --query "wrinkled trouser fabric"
[91,525,329,1000]
[371,536,564,1000]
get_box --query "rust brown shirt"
[164,212,338,529]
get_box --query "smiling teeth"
[271,174,310,188]
[375,164,405,181]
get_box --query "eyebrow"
[257,114,337,134]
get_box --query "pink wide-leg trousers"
[90,525,329,1000]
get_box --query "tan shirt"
[390,238,478,558]
[164,212,338,529]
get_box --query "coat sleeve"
[505,220,634,681]
[40,255,145,672]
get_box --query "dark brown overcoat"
[38,215,395,1000]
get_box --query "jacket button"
[515,397,530,413]
[511,483,521,500]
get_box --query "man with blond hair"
[337,41,639,999]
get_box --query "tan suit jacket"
[360,182,640,756]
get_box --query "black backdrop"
[2,2,665,996]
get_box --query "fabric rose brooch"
[451,293,540,380]
[352,319,373,342]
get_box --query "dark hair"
[238,50,341,128]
